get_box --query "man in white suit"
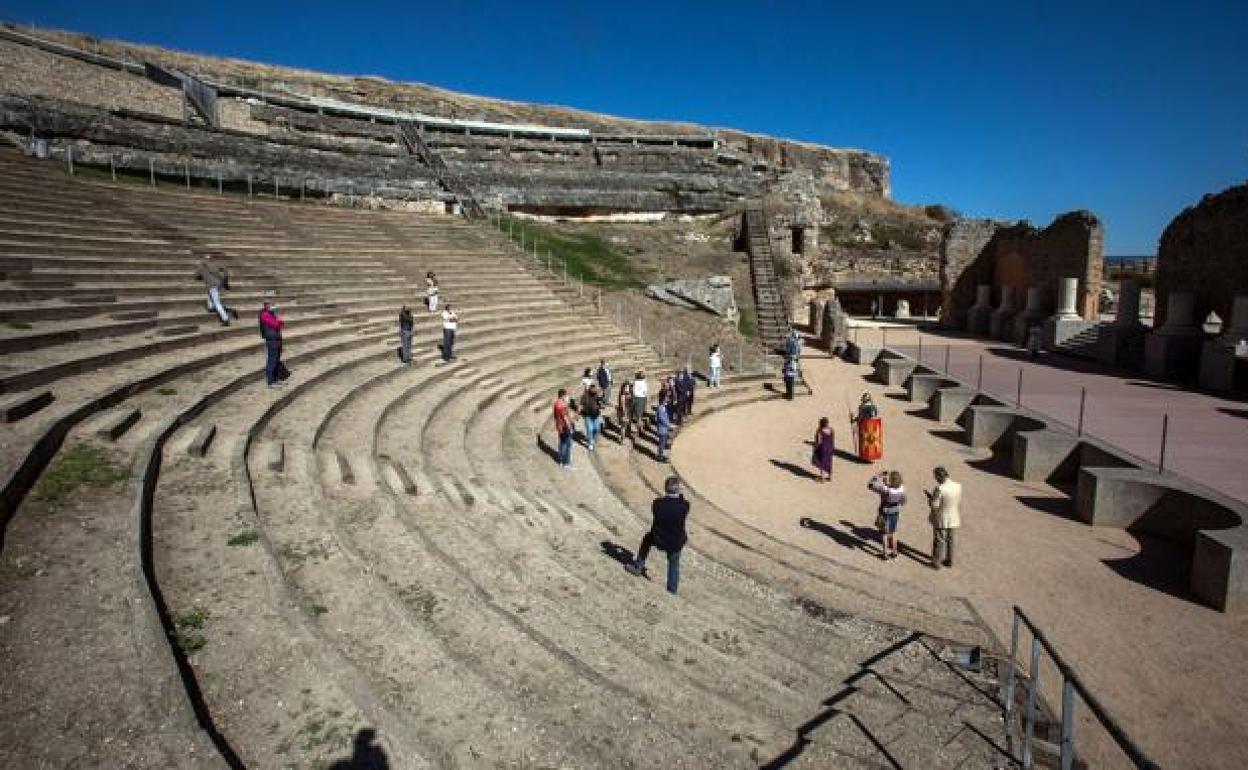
[927,466,962,569]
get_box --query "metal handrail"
[1003,605,1161,770]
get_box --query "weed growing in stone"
[156,387,177,396]
[32,442,130,509]
[172,607,208,653]
[6,321,32,330]
[227,529,260,547]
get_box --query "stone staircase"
[396,120,486,219]
[743,205,790,353]
[1052,320,1107,360]
[0,145,1012,768]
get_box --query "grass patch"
[227,529,260,547]
[497,216,645,289]
[32,442,130,509]
[156,387,177,396]
[6,321,32,330]
[172,607,208,653]
[304,601,329,617]
[737,310,756,338]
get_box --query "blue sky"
[5,1,1246,254]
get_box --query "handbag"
[874,513,885,531]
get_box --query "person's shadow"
[328,728,389,770]
[770,459,820,480]
[601,540,635,565]
[800,516,881,556]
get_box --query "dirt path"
[671,354,1248,769]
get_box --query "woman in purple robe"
[811,417,835,482]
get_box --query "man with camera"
[625,476,690,594]
[926,466,962,569]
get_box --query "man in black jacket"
[625,476,690,594]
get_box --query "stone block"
[844,342,880,365]
[1011,428,1079,482]
[186,424,216,457]
[1144,330,1204,378]
[873,356,917,387]
[964,406,1019,449]
[0,390,53,422]
[1197,341,1247,392]
[907,373,956,404]
[929,386,977,422]
[96,406,140,441]
[265,441,285,472]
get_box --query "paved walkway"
[671,354,1248,769]
[849,326,1248,504]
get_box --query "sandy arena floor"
[671,353,1248,769]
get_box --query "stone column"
[809,299,825,340]
[1114,280,1142,327]
[1221,295,1248,343]
[1012,286,1047,345]
[967,284,992,335]
[1056,277,1080,320]
[989,286,1017,340]
[1146,291,1204,378]
[1097,279,1146,366]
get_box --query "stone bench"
[873,353,918,386]
[929,386,985,422]
[843,341,880,365]
[963,405,1045,450]
[907,373,959,404]
[1076,466,1248,613]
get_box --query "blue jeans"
[656,427,669,459]
[399,328,413,363]
[583,415,602,448]
[635,534,682,594]
[441,328,455,361]
[557,429,573,466]
[264,341,282,385]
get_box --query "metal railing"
[1003,606,1160,769]
[395,121,485,219]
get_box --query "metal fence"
[1003,606,1160,769]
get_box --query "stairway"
[743,205,790,353]
[395,121,486,219]
[1052,320,1107,360]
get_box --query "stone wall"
[0,30,892,215]
[1155,182,1248,327]
[941,211,1104,326]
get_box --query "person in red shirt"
[553,388,577,469]
[259,298,285,387]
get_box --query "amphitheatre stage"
[1,20,1244,770]
[673,351,1248,769]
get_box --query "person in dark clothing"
[259,298,285,388]
[676,366,696,418]
[782,356,798,400]
[397,305,414,364]
[625,476,690,593]
[595,358,613,393]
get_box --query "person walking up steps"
[425,272,439,312]
[811,417,835,482]
[868,470,907,560]
[596,358,613,394]
[397,305,414,365]
[625,476,690,594]
[630,371,648,443]
[654,397,673,462]
[677,365,696,418]
[440,304,458,362]
[581,384,604,451]
[259,297,285,388]
[553,387,577,469]
[194,253,238,326]
[782,356,798,400]
[617,380,634,443]
[708,344,723,388]
[926,466,962,569]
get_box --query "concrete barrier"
[874,355,918,386]
[907,373,959,404]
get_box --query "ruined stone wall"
[940,211,1103,326]
[940,218,1000,326]
[1155,183,1248,327]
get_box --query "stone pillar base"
[1096,325,1146,368]
[967,306,992,336]
[1011,312,1046,346]
[1198,342,1248,392]
[1144,330,1204,378]
[1043,317,1095,348]
[989,310,1016,340]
